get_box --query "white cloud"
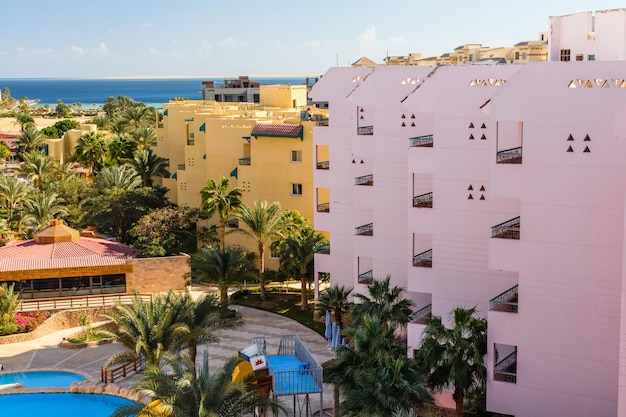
[140,22,152,29]
[92,43,111,57]
[198,40,213,55]
[216,37,238,47]
[16,46,25,54]
[356,27,377,45]
[147,47,160,56]
[70,45,85,55]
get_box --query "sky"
[1,0,625,79]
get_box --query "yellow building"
[153,85,327,270]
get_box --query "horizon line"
[0,71,328,81]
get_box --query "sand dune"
[0,116,93,134]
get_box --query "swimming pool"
[0,393,136,417]
[0,371,85,388]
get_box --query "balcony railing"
[157,123,164,128]
[413,192,433,208]
[491,216,520,239]
[317,202,330,213]
[187,139,195,146]
[490,285,518,313]
[355,223,373,236]
[177,164,186,171]
[316,160,330,170]
[410,304,432,324]
[238,157,251,166]
[225,219,239,228]
[409,135,434,147]
[358,270,373,284]
[494,350,517,383]
[357,126,374,135]
[316,245,330,255]
[355,174,374,186]
[496,146,522,164]
[413,249,432,267]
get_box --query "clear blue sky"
[1,1,624,79]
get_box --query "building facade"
[309,61,626,417]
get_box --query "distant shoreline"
[0,72,327,81]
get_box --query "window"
[576,55,583,61]
[560,49,571,62]
[588,54,595,61]
[515,52,520,60]
[290,150,302,163]
[291,183,302,196]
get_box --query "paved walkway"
[0,301,337,414]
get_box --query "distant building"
[202,76,261,103]
[351,56,379,67]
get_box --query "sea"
[0,77,313,109]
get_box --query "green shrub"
[0,283,20,325]
[0,323,19,336]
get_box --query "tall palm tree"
[351,275,414,330]
[123,105,154,129]
[0,175,29,223]
[15,125,46,155]
[125,148,170,187]
[325,315,433,416]
[98,291,190,368]
[14,112,34,132]
[415,306,488,417]
[132,126,156,151]
[94,165,141,192]
[89,114,110,130]
[317,284,353,330]
[111,352,284,417]
[108,114,130,135]
[74,131,107,174]
[20,150,58,192]
[23,192,67,231]
[276,225,327,311]
[108,134,136,164]
[234,200,291,301]
[200,176,242,253]
[190,245,256,306]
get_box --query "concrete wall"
[129,254,189,293]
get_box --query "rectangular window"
[588,54,595,61]
[560,49,571,62]
[576,54,583,61]
[291,183,302,196]
[290,150,302,163]
[515,52,520,60]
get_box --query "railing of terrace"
[494,350,517,383]
[489,285,518,313]
[410,304,432,324]
[413,192,433,208]
[317,202,330,212]
[316,160,329,170]
[355,223,373,236]
[491,216,520,239]
[496,146,522,164]
[355,174,374,185]
[238,157,251,165]
[413,249,432,267]
[358,270,373,284]
[357,126,374,135]
[409,135,434,147]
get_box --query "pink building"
[310,61,626,417]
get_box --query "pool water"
[0,393,136,417]
[0,371,85,388]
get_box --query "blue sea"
[0,77,312,109]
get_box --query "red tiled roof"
[251,123,303,138]
[0,237,139,272]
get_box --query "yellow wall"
[260,85,308,108]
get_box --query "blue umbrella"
[331,323,341,349]
[324,311,332,344]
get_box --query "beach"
[0,116,93,134]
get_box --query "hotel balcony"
[317,202,330,213]
[357,126,374,135]
[494,349,517,384]
[187,139,195,146]
[409,304,432,324]
[358,270,373,284]
[490,285,518,313]
[355,223,373,236]
[496,146,522,164]
[316,160,329,170]
[238,157,251,166]
[225,219,239,228]
[491,216,520,239]
[315,244,330,255]
[355,174,374,186]
[177,164,186,171]
[413,192,433,208]
[413,249,432,268]
[409,135,433,148]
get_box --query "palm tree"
[123,105,154,129]
[108,114,130,135]
[15,125,46,155]
[325,315,433,416]
[234,200,291,301]
[317,284,353,330]
[94,165,141,192]
[74,131,107,173]
[190,245,256,306]
[23,192,67,231]
[415,306,488,417]
[351,275,414,330]
[14,112,34,132]
[132,126,156,151]
[98,291,190,368]
[108,134,136,164]
[0,176,29,223]
[276,225,327,311]
[125,148,170,187]
[200,176,242,253]
[111,352,284,417]
[20,150,59,192]
[89,114,110,130]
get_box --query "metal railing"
[225,219,239,228]
[413,249,432,267]
[355,174,374,186]
[315,245,330,254]
[316,160,329,170]
[491,216,520,239]
[358,270,373,284]
[490,285,518,313]
[410,304,432,324]
[19,293,152,312]
[238,157,251,165]
[187,139,195,146]
[494,350,517,383]
[317,202,330,212]
[357,125,374,135]
[355,223,373,236]
[413,192,433,208]
[496,146,522,164]
[409,135,434,147]
[101,356,145,383]
[273,335,323,395]
[177,164,186,170]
